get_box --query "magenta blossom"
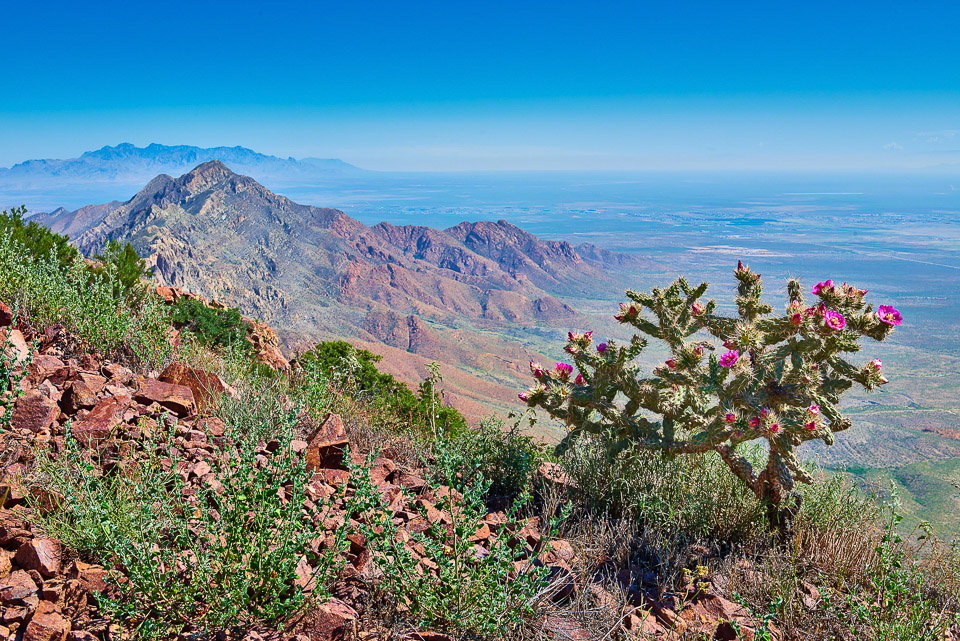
[808,405,820,415]
[691,302,704,316]
[824,310,846,331]
[724,413,736,423]
[870,358,882,369]
[665,359,677,370]
[575,373,586,385]
[877,305,902,326]
[596,343,608,353]
[555,362,573,378]
[791,312,803,326]
[719,350,739,367]
[805,421,817,431]
[760,407,771,418]
[518,392,529,402]
[812,279,834,295]
[748,416,761,428]
[769,423,781,433]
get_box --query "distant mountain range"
[38,161,650,418]
[0,143,366,190]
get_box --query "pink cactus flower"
[575,373,585,385]
[760,407,771,418]
[812,279,834,295]
[824,310,846,330]
[719,350,739,367]
[531,361,546,379]
[555,362,573,378]
[877,305,902,326]
[748,416,761,428]
[584,331,593,340]
[694,345,704,356]
[769,423,781,433]
[870,358,882,369]
[691,302,705,316]
[518,392,529,402]
[805,421,817,431]
[665,359,678,370]
[791,312,803,326]
[597,343,608,353]
[565,344,579,355]
[724,413,736,423]
[808,405,820,415]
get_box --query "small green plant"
[0,334,32,431]
[347,449,556,638]
[521,263,901,529]
[90,239,152,306]
[168,297,252,354]
[0,205,79,269]
[845,491,960,640]
[31,407,345,638]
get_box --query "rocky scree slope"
[0,307,776,641]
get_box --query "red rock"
[0,569,38,605]
[0,302,11,327]
[69,561,108,593]
[0,552,11,579]
[14,539,61,578]
[288,598,357,640]
[102,362,134,384]
[10,390,59,433]
[256,343,289,371]
[67,632,98,641]
[63,374,106,414]
[400,633,454,641]
[537,461,574,491]
[159,362,227,411]
[72,395,130,447]
[23,600,70,641]
[134,378,195,416]
[28,355,65,384]
[1,329,30,364]
[305,413,349,471]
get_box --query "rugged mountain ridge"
[38,161,650,418]
[1,143,364,190]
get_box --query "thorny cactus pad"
[521,262,900,521]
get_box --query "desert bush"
[0,205,79,268]
[347,449,555,638]
[521,263,901,529]
[0,233,172,369]
[0,333,32,431]
[168,297,252,355]
[31,406,344,638]
[90,239,152,306]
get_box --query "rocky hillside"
[37,161,648,420]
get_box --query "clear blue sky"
[3,0,959,171]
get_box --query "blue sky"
[3,0,959,171]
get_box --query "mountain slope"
[41,161,641,419]
[1,142,364,190]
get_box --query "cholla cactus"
[521,262,901,526]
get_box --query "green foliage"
[0,232,172,368]
[429,415,546,504]
[522,264,900,523]
[31,405,345,638]
[168,297,252,354]
[840,494,960,640]
[0,334,32,431]
[301,341,468,436]
[91,239,152,306]
[346,449,555,638]
[0,205,79,268]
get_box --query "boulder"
[0,302,11,327]
[15,539,62,578]
[10,391,59,434]
[1,329,31,364]
[72,395,130,447]
[305,413,349,471]
[287,598,357,641]
[28,355,66,385]
[133,378,195,417]
[63,374,106,414]
[158,362,226,411]
[0,569,38,606]
[23,600,70,641]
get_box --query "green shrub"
[521,264,901,529]
[347,450,555,638]
[0,233,172,368]
[168,297,252,354]
[0,205,79,269]
[90,239,152,306]
[31,406,345,638]
[0,334,32,431]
